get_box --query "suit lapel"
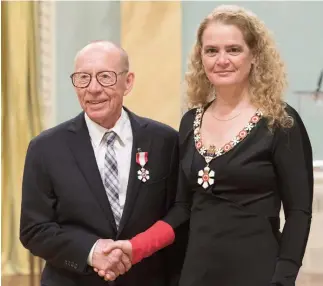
[66,113,117,232]
[117,108,153,235]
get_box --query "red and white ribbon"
[136,152,149,182]
[136,152,148,167]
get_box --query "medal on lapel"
[136,150,150,182]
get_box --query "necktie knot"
[106,131,117,146]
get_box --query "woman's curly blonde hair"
[185,5,292,129]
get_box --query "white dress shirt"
[84,108,133,265]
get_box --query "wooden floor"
[2,273,323,286]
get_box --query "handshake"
[92,238,133,281]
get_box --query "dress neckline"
[193,106,263,159]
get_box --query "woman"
[100,5,313,286]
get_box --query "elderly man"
[20,41,187,286]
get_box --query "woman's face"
[201,22,254,88]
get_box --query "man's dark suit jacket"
[20,107,188,286]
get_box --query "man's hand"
[92,239,132,281]
[102,240,132,258]
[101,240,133,281]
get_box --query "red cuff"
[130,220,175,264]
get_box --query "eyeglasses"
[70,70,128,88]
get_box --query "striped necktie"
[103,131,121,227]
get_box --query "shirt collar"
[84,108,129,147]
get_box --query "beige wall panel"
[121,1,181,129]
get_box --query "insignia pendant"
[197,166,215,189]
[137,167,150,182]
[136,151,149,182]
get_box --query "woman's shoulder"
[273,102,310,143]
[280,102,304,130]
[181,108,197,124]
[284,102,300,118]
[178,107,197,145]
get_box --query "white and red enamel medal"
[197,166,215,189]
[197,155,215,189]
[136,152,150,182]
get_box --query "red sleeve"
[130,220,175,264]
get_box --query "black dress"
[164,103,313,286]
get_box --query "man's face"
[72,45,134,126]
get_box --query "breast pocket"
[145,175,167,186]
[141,160,168,188]
[143,175,168,195]
[138,176,168,220]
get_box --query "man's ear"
[124,72,135,96]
